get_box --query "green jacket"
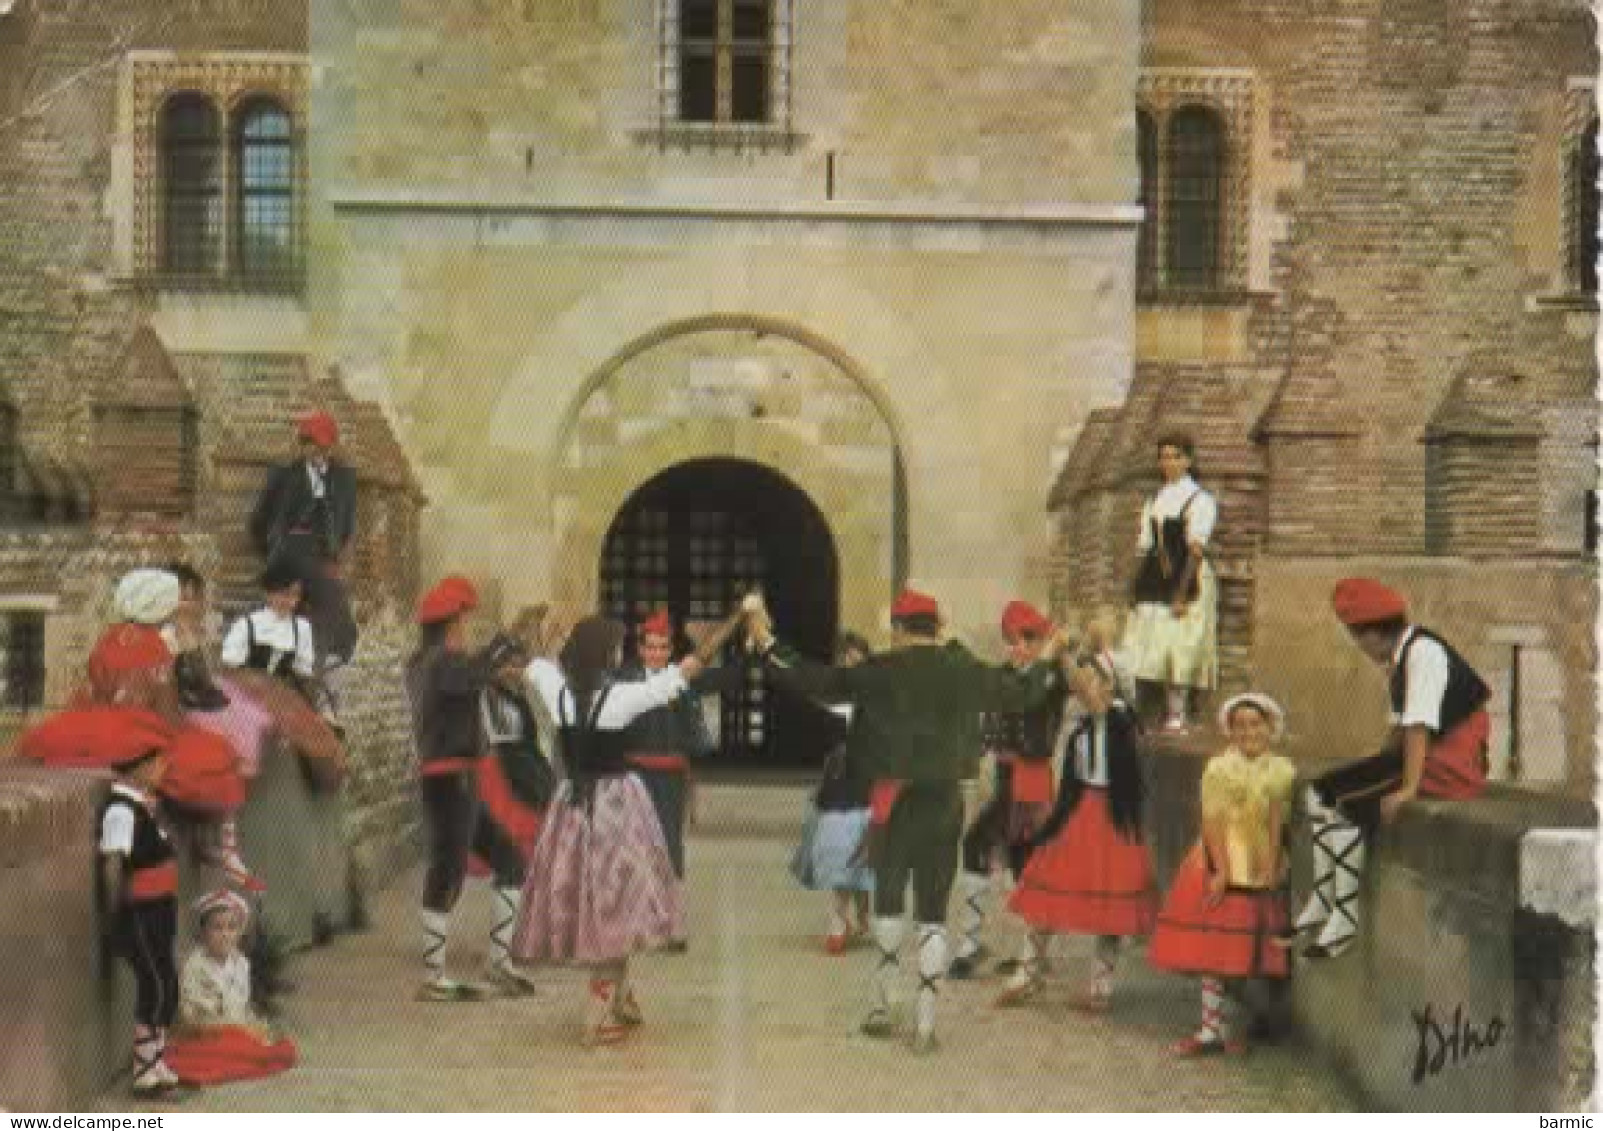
[765,640,1058,783]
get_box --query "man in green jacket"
[748,589,1065,1053]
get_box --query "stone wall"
[0,766,131,1112]
[313,0,1140,207]
[1145,744,1596,1113]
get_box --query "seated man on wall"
[1292,577,1491,959]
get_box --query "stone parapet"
[1144,740,1596,1112]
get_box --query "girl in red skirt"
[1148,693,1296,1055]
[997,653,1154,1011]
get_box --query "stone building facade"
[0,0,425,871]
[1,0,1597,784]
[1051,0,1599,793]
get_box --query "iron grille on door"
[600,507,768,755]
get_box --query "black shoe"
[948,949,988,980]
[312,912,336,947]
[662,938,689,955]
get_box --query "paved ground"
[107,786,1357,1112]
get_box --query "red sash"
[1010,759,1055,806]
[128,861,178,901]
[869,780,903,825]
[628,753,690,773]
[420,757,478,778]
[1420,710,1490,801]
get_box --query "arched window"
[1569,116,1599,295]
[234,97,295,281]
[1165,106,1224,289]
[1137,109,1158,290]
[161,94,223,275]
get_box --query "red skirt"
[467,756,545,879]
[1148,846,1289,980]
[166,1026,297,1085]
[1008,788,1156,937]
[16,706,174,770]
[161,727,247,814]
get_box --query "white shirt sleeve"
[1135,500,1155,552]
[100,804,135,855]
[523,658,688,729]
[525,659,568,720]
[1185,489,1218,548]
[1397,637,1450,731]
[293,617,318,679]
[219,615,250,669]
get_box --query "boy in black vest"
[100,743,188,1098]
[1293,578,1491,959]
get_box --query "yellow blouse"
[1200,748,1297,889]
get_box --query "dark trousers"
[1310,749,1408,831]
[278,533,359,664]
[113,899,179,1029]
[877,782,964,922]
[421,772,525,911]
[633,765,688,879]
[961,764,1035,877]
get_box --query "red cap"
[1000,600,1052,640]
[296,411,340,448]
[416,575,479,625]
[1332,577,1408,627]
[87,623,172,680]
[891,589,940,621]
[640,608,673,640]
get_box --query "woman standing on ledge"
[1122,432,1219,733]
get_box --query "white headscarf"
[114,569,181,626]
[1217,692,1287,741]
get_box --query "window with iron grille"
[1567,115,1599,295]
[131,56,306,293]
[656,0,795,151]
[1,612,46,712]
[1136,71,1253,296]
[161,93,224,276]
[235,98,296,283]
[1165,107,1224,288]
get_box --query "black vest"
[245,613,301,678]
[101,787,175,897]
[1131,487,1206,604]
[483,685,555,808]
[1389,627,1490,737]
[616,662,704,756]
[557,684,631,784]
[982,669,1064,762]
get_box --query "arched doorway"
[599,458,838,765]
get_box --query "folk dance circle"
[11,414,1494,1091]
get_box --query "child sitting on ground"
[165,890,298,1085]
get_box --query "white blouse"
[219,608,317,678]
[524,657,688,731]
[1136,476,1218,552]
[179,950,256,1028]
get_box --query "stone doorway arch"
[549,319,906,646]
[600,458,839,764]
